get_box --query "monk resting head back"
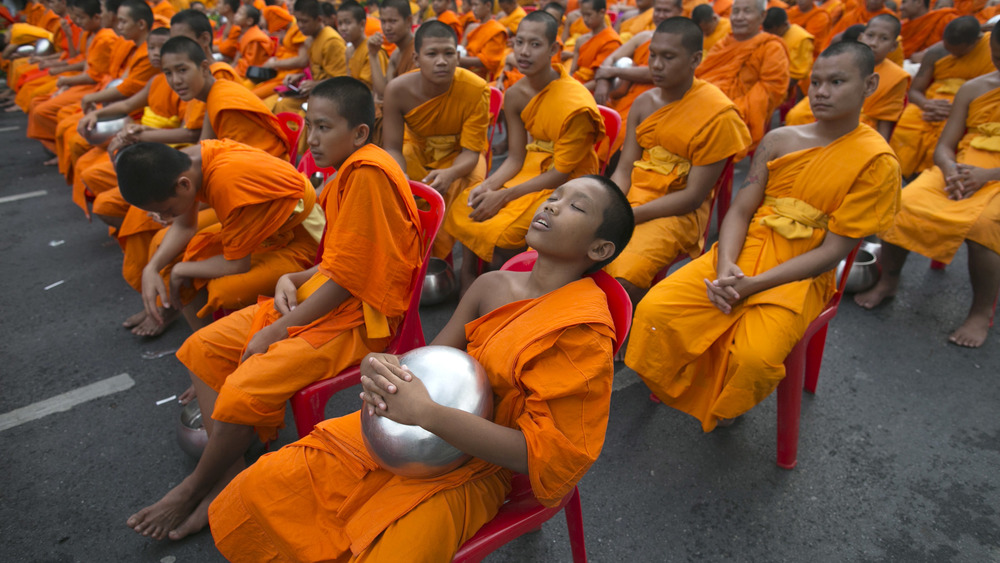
[652,0,683,25]
[579,0,608,32]
[380,0,414,45]
[650,17,702,93]
[293,0,324,37]
[116,142,201,218]
[809,41,878,123]
[513,11,561,74]
[762,6,789,36]
[942,16,982,57]
[171,8,217,56]
[860,14,899,65]
[117,0,153,43]
[414,20,459,84]
[690,4,718,35]
[730,0,765,42]
[70,0,103,33]
[217,0,238,18]
[525,175,634,275]
[160,35,215,101]
[305,76,376,169]
[147,27,171,69]
[235,4,261,30]
[898,0,928,21]
[336,1,368,45]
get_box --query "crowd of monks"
[2,0,999,556]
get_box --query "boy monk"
[695,0,790,149]
[856,30,1000,348]
[605,17,752,304]
[627,41,901,432]
[570,0,621,88]
[498,0,527,33]
[230,4,273,79]
[338,1,389,90]
[900,0,957,61]
[384,21,490,258]
[207,173,634,561]
[250,4,307,97]
[430,0,464,39]
[763,7,814,90]
[126,77,422,541]
[368,0,417,98]
[692,4,732,53]
[460,0,508,81]
[786,14,909,140]
[445,11,605,289]
[269,0,347,114]
[889,17,993,178]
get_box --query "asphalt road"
[2,108,999,563]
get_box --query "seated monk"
[5,0,81,109]
[605,17,751,304]
[827,0,895,46]
[889,17,994,178]
[856,31,1000,348]
[268,0,348,114]
[368,0,417,99]
[498,0,528,33]
[444,11,605,289]
[385,21,490,258]
[125,77,422,542]
[214,0,240,59]
[764,6,815,91]
[207,174,633,562]
[249,4,308,98]
[338,1,389,90]
[695,0,791,149]
[682,0,710,16]
[617,0,654,41]
[459,0,508,81]
[230,5,274,80]
[627,41,900,432]
[431,0,464,39]
[569,0,622,89]
[786,14,910,140]
[787,0,832,57]
[692,4,732,53]
[1,0,66,72]
[900,0,958,61]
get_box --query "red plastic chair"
[289,181,447,437]
[486,86,503,172]
[452,250,631,563]
[275,111,304,163]
[296,150,336,184]
[596,105,621,175]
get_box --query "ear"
[175,174,196,198]
[863,71,879,98]
[353,123,371,146]
[548,37,561,58]
[690,49,703,70]
[587,238,615,265]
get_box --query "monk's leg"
[949,240,1000,348]
[181,288,212,332]
[855,241,909,309]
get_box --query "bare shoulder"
[921,44,948,67]
[504,79,532,113]
[957,71,1000,101]
[757,125,806,160]
[468,270,522,314]
[630,88,659,124]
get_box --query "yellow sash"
[140,106,182,129]
[632,146,691,177]
[423,134,460,163]
[934,77,966,96]
[759,196,829,239]
[525,139,555,154]
[969,122,1000,152]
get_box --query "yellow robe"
[627,125,900,431]
[781,23,814,82]
[270,26,348,114]
[703,17,731,53]
[348,35,389,90]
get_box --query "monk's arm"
[503,111,600,199]
[368,34,392,96]
[429,272,501,348]
[381,80,409,172]
[934,83,972,174]
[78,80,152,131]
[132,125,202,145]
[80,86,128,113]
[56,68,97,87]
[200,113,215,140]
[245,277,352,359]
[875,120,894,141]
[733,230,858,299]
[715,135,772,270]
[632,159,728,224]
[142,206,199,316]
[474,92,527,191]
[907,45,945,110]
[172,253,251,280]
[265,43,308,70]
[421,403,529,474]
[609,97,645,193]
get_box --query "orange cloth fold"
[572,26,622,83]
[902,8,958,59]
[786,5,831,58]
[465,19,508,81]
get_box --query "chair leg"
[777,340,807,470]
[803,324,829,394]
[563,487,588,563]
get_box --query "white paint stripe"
[43,280,65,290]
[0,125,20,133]
[612,367,642,392]
[0,373,135,432]
[0,190,47,204]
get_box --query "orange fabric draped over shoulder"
[208,79,289,159]
[572,26,622,83]
[627,125,900,432]
[786,58,910,127]
[619,8,653,41]
[781,23,814,81]
[703,17,731,53]
[828,4,894,45]
[465,19,508,81]
[901,8,959,59]
[683,0,710,16]
[696,32,790,148]
[437,9,464,40]
[348,35,388,90]
[609,38,653,125]
[498,5,526,33]
[208,277,616,562]
[235,25,275,78]
[787,5,831,58]
[715,0,733,17]
[262,4,293,33]
[250,23,306,97]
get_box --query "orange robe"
[498,5,526,34]
[234,25,274,78]
[161,139,324,317]
[572,26,622,83]
[703,17,732,53]
[6,12,77,89]
[683,0,711,17]
[786,58,910,127]
[781,23,814,82]
[787,5,831,59]
[348,33,389,90]
[881,86,1000,263]
[619,8,653,41]
[218,25,241,59]
[890,32,994,177]
[976,3,1000,22]
[627,125,900,431]
[208,78,290,159]
[270,26,347,114]
[604,79,752,288]
[715,0,733,17]
[609,39,652,126]
[464,19,508,81]
[403,68,490,258]
[261,4,293,33]
[696,32,790,148]
[436,9,464,40]
[12,27,89,111]
[250,23,306,98]
[828,4,894,45]
[953,0,987,15]
[151,0,176,21]
[175,143,421,442]
[209,276,616,561]
[445,66,605,261]
[901,9,958,60]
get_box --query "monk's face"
[808,53,877,121]
[142,182,198,223]
[147,34,169,69]
[116,5,144,40]
[859,19,897,63]
[652,0,682,24]
[579,2,605,31]
[304,97,367,169]
[336,11,362,43]
[513,21,560,75]
[636,0,654,11]
[864,0,884,11]
[899,0,923,19]
[730,0,764,41]
[48,0,67,16]
[648,32,700,90]
[161,52,211,101]
[100,0,116,29]
[471,0,493,22]
[991,34,1000,72]
[943,38,978,58]
[415,36,458,84]
[380,7,409,44]
[432,0,449,15]
[525,178,615,266]
[296,10,324,36]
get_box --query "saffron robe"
[208,276,616,561]
[786,58,910,127]
[444,66,605,261]
[881,86,1000,263]
[696,32,791,148]
[176,144,421,442]
[250,23,307,98]
[619,8,653,42]
[270,26,347,114]
[348,35,389,90]
[498,5,526,33]
[901,8,958,59]
[436,9,464,40]
[889,32,994,177]
[703,17,732,53]
[627,124,900,431]
[828,4,894,45]
[12,27,89,111]
[464,19,507,81]
[715,0,733,17]
[605,80,751,288]
[572,26,622,83]
[234,25,274,79]
[787,5,831,58]
[683,0,711,17]
[781,24,814,82]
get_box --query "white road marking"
[0,125,19,133]
[0,373,135,432]
[43,280,65,290]
[612,367,642,392]
[0,190,47,204]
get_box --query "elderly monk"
[605,18,751,304]
[570,0,622,87]
[337,1,389,90]
[445,11,605,290]
[386,22,490,258]
[856,31,1000,348]
[627,41,900,432]
[764,6,815,89]
[460,0,508,81]
[126,77,421,543]
[696,0,791,149]
[692,4,732,52]
[787,0,832,57]
[268,0,348,114]
[900,0,958,60]
[889,17,994,178]
[208,175,632,562]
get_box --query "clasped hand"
[467,182,509,221]
[704,262,752,314]
[360,355,434,427]
[944,163,993,200]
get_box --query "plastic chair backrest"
[486,87,504,171]
[297,150,336,182]
[275,111,304,163]
[596,105,621,174]
[500,250,632,354]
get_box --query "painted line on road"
[612,367,642,392]
[0,190,47,204]
[0,373,135,432]
[0,125,20,133]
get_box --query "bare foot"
[948,315,991,348]
[178,385,196,405]
[132,307,179,337]
[42,156,59,166]
[166,492,211,541]
[122,310,147,329]
[127,482,200,540]
[715,417,739,428]
[854,279,896,309]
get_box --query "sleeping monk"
[460,0,508,81]
[786,14,909,140]
[787,0,831,57]
[230,5,274,79]
[692,4,732,52]
[125,77,421,543]
[431,0,465,38]
[627,41,900,432]
[889,17,993,178]
[445,11,605,290]
[368,0,417,98]
[385,21,490,258]
[855,30,1000,348]
[695,0,791,149]
[207,174,633,562]
[900,0,958,61]
[249,4,307,97]
[570,0,622,88]
[764,6,814,92]
[498,0,528,33]
[337,1,389,89]
[605,17,751,304]
[269,0,348,114]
